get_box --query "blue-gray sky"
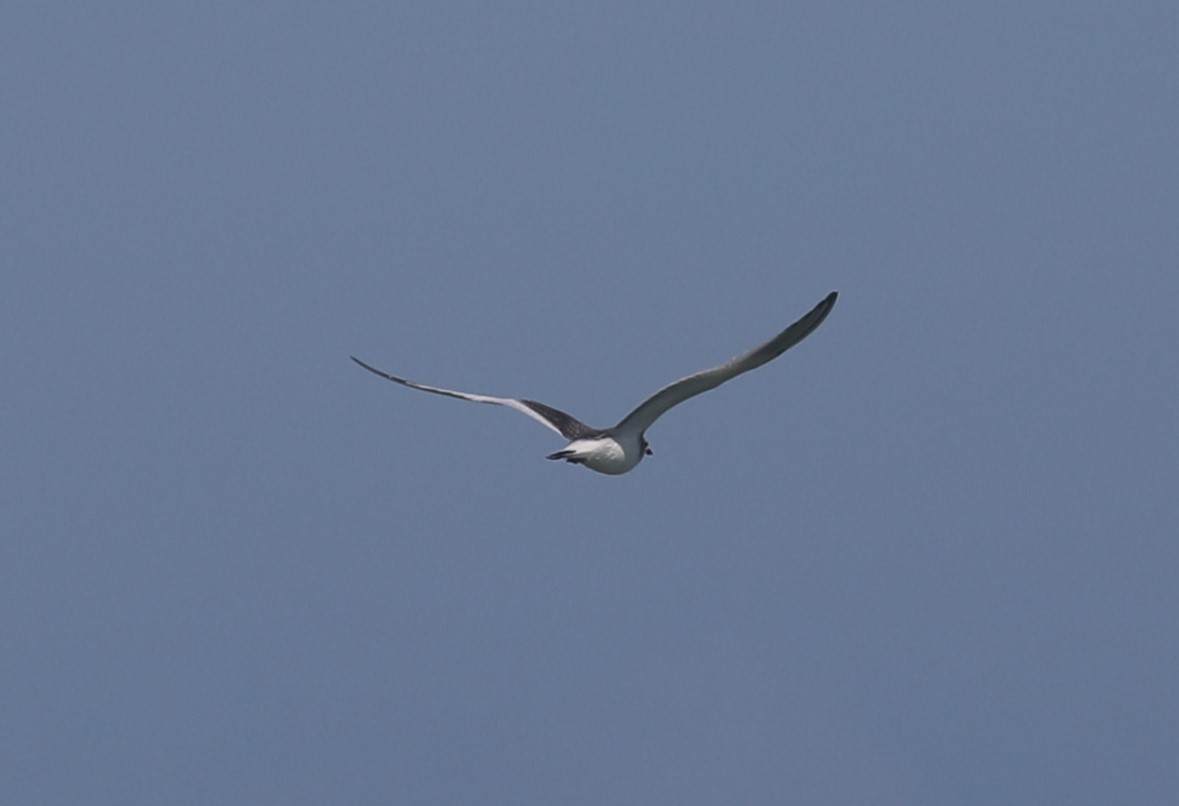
[4,3,1177,803]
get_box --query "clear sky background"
[4,3,1176,804]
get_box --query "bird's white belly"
[568,437,642,475]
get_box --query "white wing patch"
[350,356,578,438]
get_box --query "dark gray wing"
[614,291,838,434]
[518,399,604,440]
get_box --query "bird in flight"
[352,290,837,475]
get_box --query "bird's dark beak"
[645,447,654,456]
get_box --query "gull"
[352,291,837,475]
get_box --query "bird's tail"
[546,449,585,465]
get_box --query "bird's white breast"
[567,436,643,475]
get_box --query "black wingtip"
[350,355,395,381]
[813,290,839,324]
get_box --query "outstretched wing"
[614,291,838,434]
[350,356,597,440]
